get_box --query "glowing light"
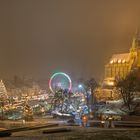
[110,60,114,64]
[107,81,114,86]
[49,72,72,93]
[122,59,126,63]
[78,84,83,88]
[118,59,121,63]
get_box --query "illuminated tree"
[0,80,8,120]
[23,102,33,121]
[51,89,75,114]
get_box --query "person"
[105,116,109,128]
[82,115,88,127]
[74,112,82,126]
[108,115,113,128]
[99,114,106,128]
[22,119,25,125]
[101,121,105,128]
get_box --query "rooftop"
[109,53,130,64]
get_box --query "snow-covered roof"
[109,53,130,64]
[97,107,126,115]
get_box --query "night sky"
[0,0,140,81]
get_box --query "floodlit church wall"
[105,62,130,79]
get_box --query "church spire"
[132,28,140,48]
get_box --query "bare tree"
[116,68,140,112]
[86,78,98,106]
[81,78,98,115]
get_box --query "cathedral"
[104,30,140,86]
[95,31,140,101]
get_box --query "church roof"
[109,53,130,64]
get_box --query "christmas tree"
[0,80,8,99]
[0,80,8,120]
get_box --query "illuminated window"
[118,59,121,63]
[113,59,117,63]
[122,59,126,63]
[110,60,113,64]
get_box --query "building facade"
[95,31,140,101]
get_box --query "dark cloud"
[0,0,140,81]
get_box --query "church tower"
[130,29,140,68]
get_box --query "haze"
[0,0,140,81]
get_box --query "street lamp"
[78,84,90,115]
[78,84,83,89]
[78,84,84,94]
[78,84,86,104]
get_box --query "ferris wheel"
[49,72,72,93]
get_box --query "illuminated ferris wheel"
[49,72,72,93]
